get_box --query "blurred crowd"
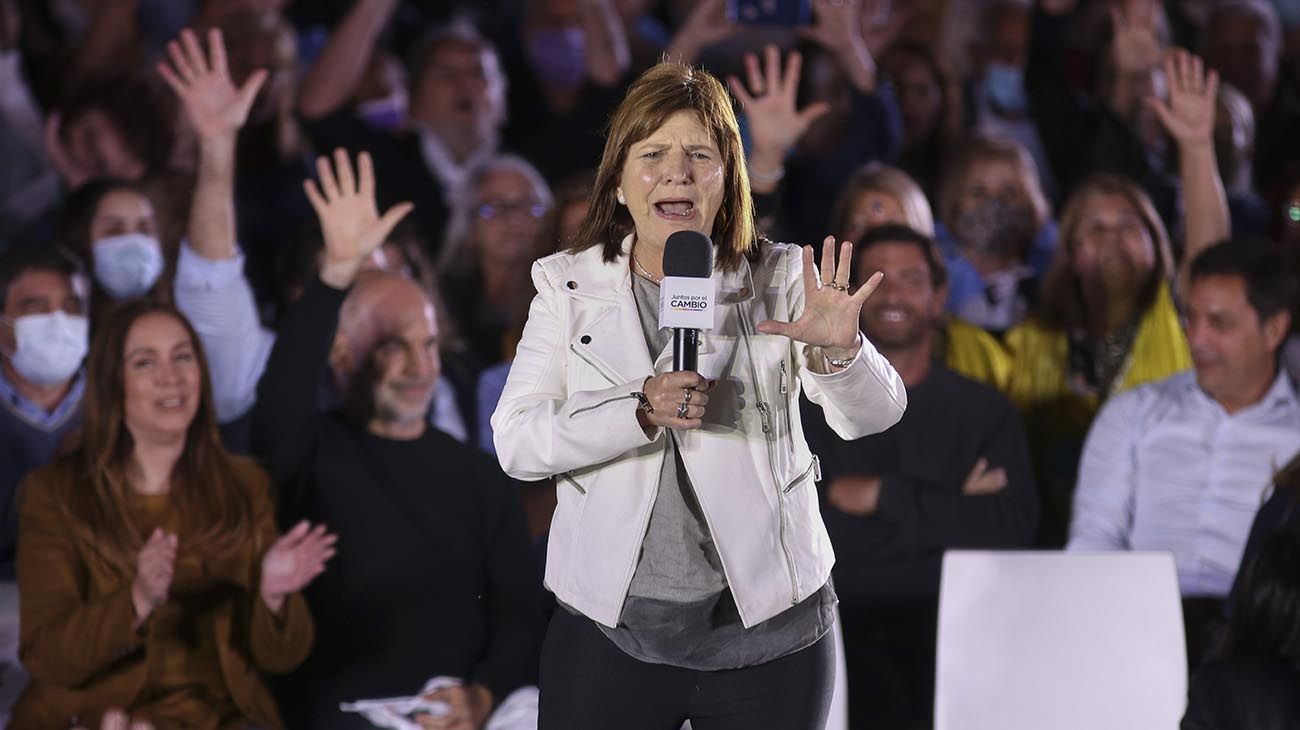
[2,0,1300,728]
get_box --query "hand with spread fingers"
[1146,48,1218,146]
[756,238,882,364]
[260,520,337,613]
[727,46,830,192]
[304,149,414,290]
[157,27,267,143]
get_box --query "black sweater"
[803,365,1039,606]
[252,279,543,728]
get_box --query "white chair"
[934,551,1187,730]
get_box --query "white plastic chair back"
[934,551,1187,730]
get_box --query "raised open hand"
[728,46,830,178]
[1110,0,1163,73]
[665,0,736,65]
[43,113,96,188]
[157,28,267,142]
[859,0,909,58]
[757,237,882,353]
[260,521,337,612]
[305,148,414,289]
[1145,48,1218,145]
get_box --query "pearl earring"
[617,190,626,204]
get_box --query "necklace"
[631,250,661,283]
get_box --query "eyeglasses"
[475,200,548,221]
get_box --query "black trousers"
[538,607,835,730]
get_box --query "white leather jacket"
[492,236,907,628]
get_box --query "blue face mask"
[526,27,587,92]
[93,232,165,300]
[984,62,1029,116]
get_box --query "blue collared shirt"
[1068,369,1300,597]
[0,365,84,432]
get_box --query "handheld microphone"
[659,231,715,372]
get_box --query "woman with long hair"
[13,301,334,728]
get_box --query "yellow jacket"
[942,317,1013,392]
[1005,281,1192,423]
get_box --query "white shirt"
[416,126,497,205]
[1068,369,1300,597]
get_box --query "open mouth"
[156,396,187,412]
[654,200,696,220]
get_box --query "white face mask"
[93,233,164,299]
[2,310,88,386]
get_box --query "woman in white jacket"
[491,59,907,730]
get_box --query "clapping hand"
[259,521,337,613]
[304,149,414,289]
[131,528,177,623]
[1145,49,1218,146]
[158,28,267,143]
[756,238,882,356]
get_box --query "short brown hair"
[569,63,759,271]
[1040,174,1174,329]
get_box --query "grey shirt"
[572,271,835,670]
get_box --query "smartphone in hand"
[726,0,813,26]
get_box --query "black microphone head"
[663,231,713,278]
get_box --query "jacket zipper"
[741,304,801,606]
[779,359,793,438]
[782,456,820,494]
[569,393,640,419]
[568,343,619,385]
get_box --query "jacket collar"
[562,234,756,304]
[563,234,757,384]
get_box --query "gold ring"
[684,389,693,404]
[830,282,849,292]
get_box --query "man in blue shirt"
[1070,239,1300,664]
[0,246,87,578]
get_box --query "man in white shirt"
[1068,239,1300,659]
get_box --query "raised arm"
[798,0,879,94]
[1146,49,1229,297]
[159,28,266,263]
[728,47,830,196]
[663,0,737,67]
[251,150,412,483]
[579,0,630,87]
[297,0,400,120]
[160,28,275,422]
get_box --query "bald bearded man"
[252,153,542,728]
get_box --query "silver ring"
[683,389,693,404]
[677,402,690,419]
